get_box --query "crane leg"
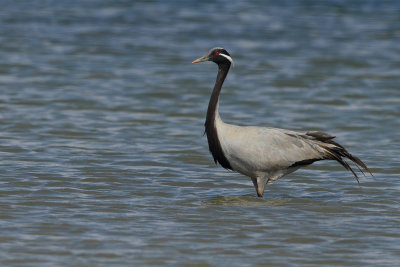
[251,177,265,198]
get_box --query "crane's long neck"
[205,63,232,170]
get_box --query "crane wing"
[219,125,323,171]
[218,122,370,183]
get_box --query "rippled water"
[1,0,399,266]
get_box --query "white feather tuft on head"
[220,53,234,67]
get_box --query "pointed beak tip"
[192,56,208,64]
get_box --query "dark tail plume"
[305,131,372,184]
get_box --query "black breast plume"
[204,63,232,170]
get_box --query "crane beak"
[192,56,209,63]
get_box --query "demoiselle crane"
[192,47,371,197]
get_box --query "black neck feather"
[204,62,232,170]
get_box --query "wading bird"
[192,47,371,197]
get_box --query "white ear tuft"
[220,53,234,67]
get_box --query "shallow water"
[0,0,399,266]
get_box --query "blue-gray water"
[1,1,399,266]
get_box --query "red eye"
[215,52,220,55]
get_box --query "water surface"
[0,1,399,266]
